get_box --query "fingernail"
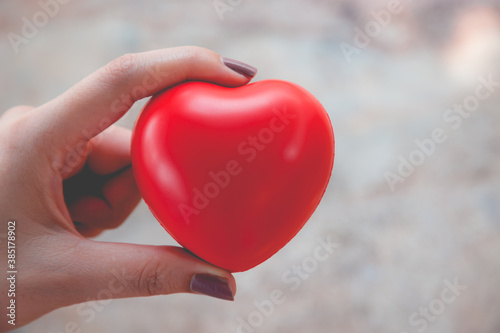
[222,57,257,78]
[190,274,234,301]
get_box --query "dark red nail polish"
[222,57,257,78]
[190,274,234,301]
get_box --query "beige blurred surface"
[1,1,500,332]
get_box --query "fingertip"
[221,57,258,79]
[227,272,237,299]
[190,273,235,301]
[178,46,256,87]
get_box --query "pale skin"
[0,46,255,331]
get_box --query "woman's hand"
[0,46,257,330]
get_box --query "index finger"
[37,46,257,148]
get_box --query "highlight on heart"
[178,105,297,224]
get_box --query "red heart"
[131,80,334,272]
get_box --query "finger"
[66,240,236,303]
[56,125,129,180]
[74,222,104,238]
[0,105,35,122]
[66,167,140,231]
[87,125,132,175]
[101,167,141,227]
[64,126,138,231]
[38,46,257,148]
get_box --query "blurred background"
[2,0,500,332]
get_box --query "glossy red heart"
[131,80,334,272]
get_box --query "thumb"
[71,239,236,303]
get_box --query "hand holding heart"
[0,47,259,330]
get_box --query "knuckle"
[182,46,212,65]
[0,106,34,129]
[0,111,31,144]
[102,53,140,83]
[1,105,34,120]
[136,260,174,296]
[184,45,205,57]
